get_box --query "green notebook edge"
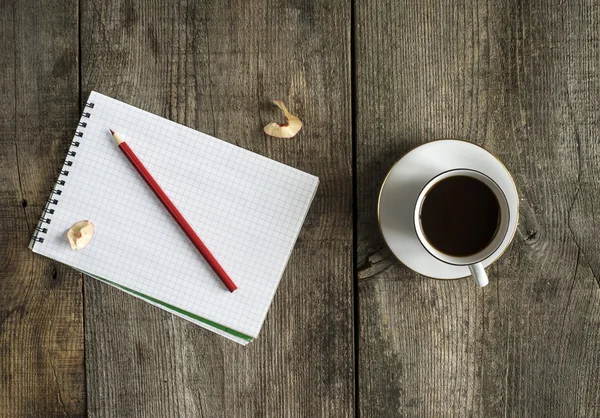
[80,269,253,342]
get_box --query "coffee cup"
[413,169,510,287]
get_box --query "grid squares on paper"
[32,91,319,339]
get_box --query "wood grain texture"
[356,0,600,416]
[81,0,353,416]
[0,0,85,416]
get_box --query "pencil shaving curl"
[67,220,94,250]
[263,100,303,138]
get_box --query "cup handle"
[468,263,489,287]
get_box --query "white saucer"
[378,140,519,279]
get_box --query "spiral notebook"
[29,91,319,344]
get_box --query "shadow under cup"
[414,169,510,267]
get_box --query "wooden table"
[2,0,599,416]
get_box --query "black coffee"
[419,175,500,257]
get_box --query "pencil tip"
[109,129,123,144]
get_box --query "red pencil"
[110,129,237,292]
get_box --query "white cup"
[413,169,511,287]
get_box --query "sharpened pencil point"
[110,129,124,145]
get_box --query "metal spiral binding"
[31,101,95,245]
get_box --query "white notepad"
[30,91,319,344]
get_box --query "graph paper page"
[31,91,319,341]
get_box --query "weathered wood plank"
[356,0,600,416]
[81,0,353,416]
[0,0,85,416]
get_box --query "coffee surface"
[419,175,500,257]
